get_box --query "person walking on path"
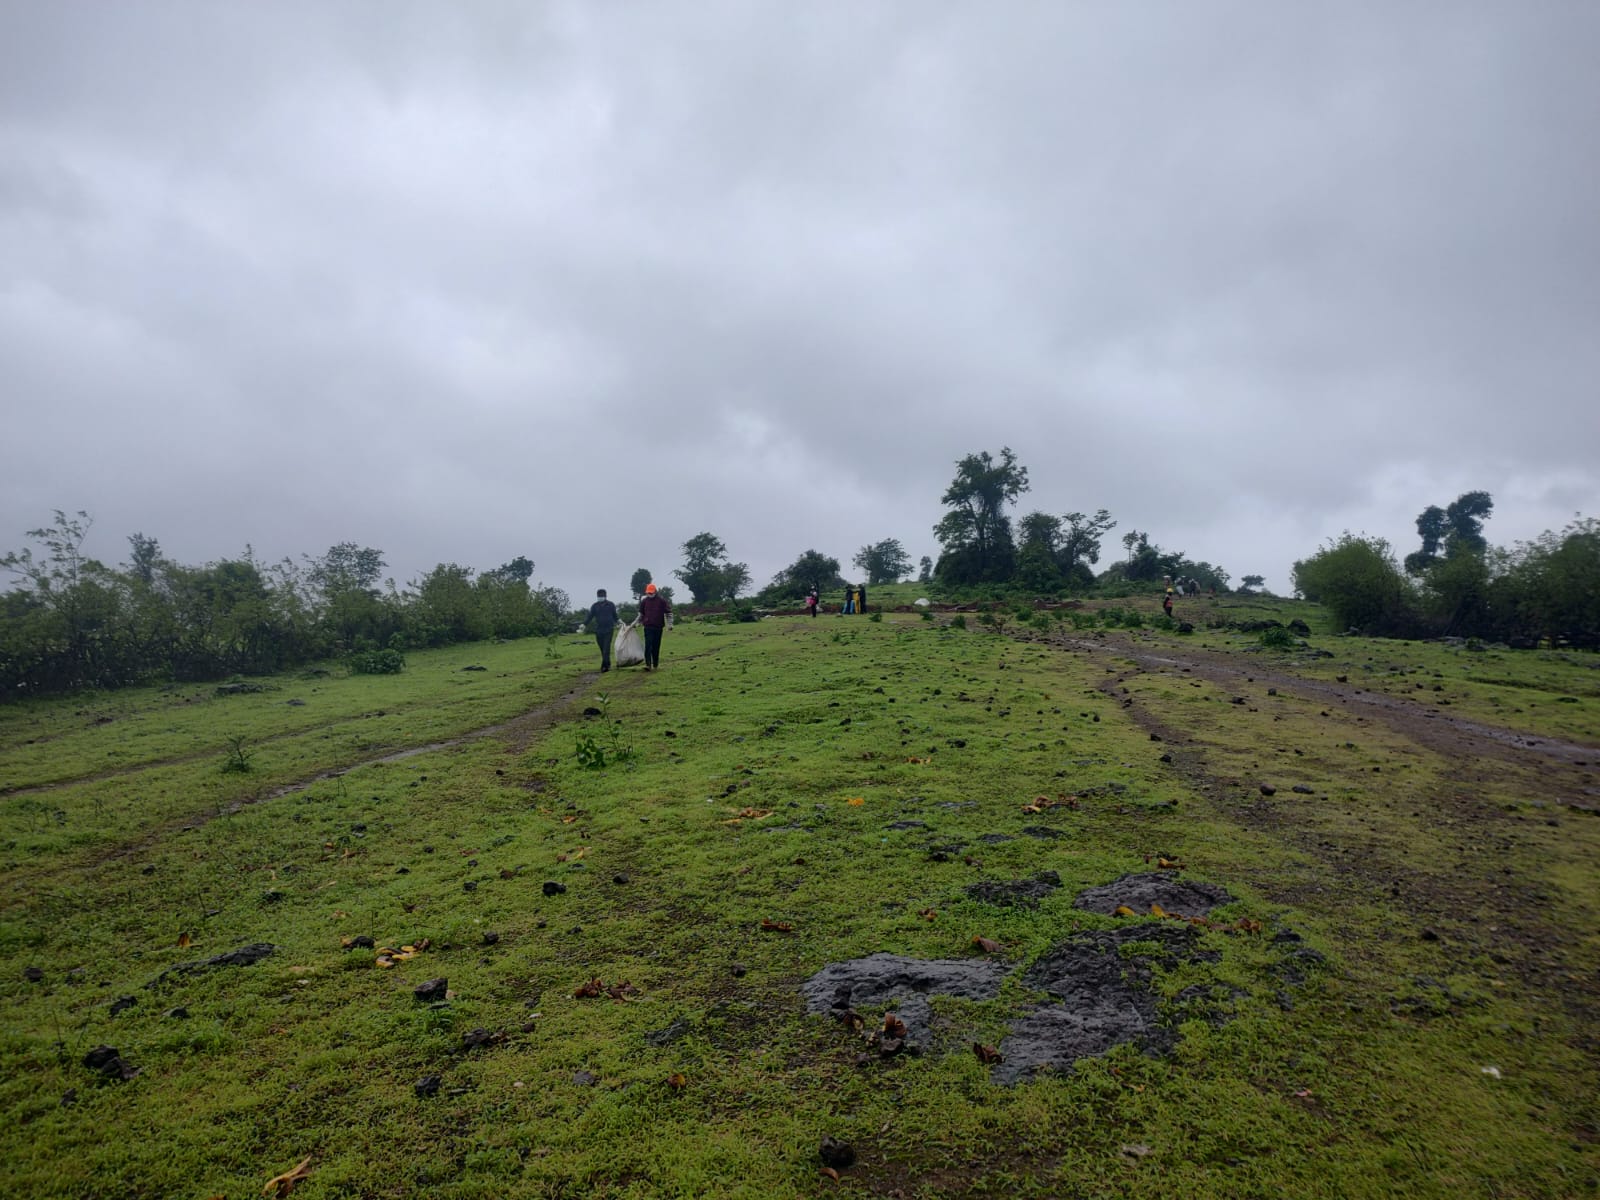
[857,583,868,614]
[587,589,619,672]
[638,582,671,670]
[805,588,819,617]
[1163,586,1175,619]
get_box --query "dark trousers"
[643,626,663,668]
[595,628,613,670]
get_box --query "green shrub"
[867,611,883,623]
[349,648,405,675]
[951,615,967,630]
[1259,624,1295,648]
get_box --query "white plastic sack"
[612,620,645,667]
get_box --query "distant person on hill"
[842,585,855,615]
[1163,587,1174,619]
[586,589,619,672]
[638,582,671,671]
[805,588,819,617]
[857,583,868,613]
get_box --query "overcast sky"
[3,2,1596,603]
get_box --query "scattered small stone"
[482,932,500,946]
[612,873,630,885]
[542,881,567,896]
[1291,785,1314,795]
[414,1074,441,1098]
[1259,785,1276,796]
[163,1006,190,1020]
[140,865,156,876]
[109,996,137,1015]
[572,1070,599,1087]
[646,1018,692,1047]
[83,1045,139,1082]
[60,1088,77,1107]
[462,881,478,892]
[819,1137,857,1169]
[731,963,747,978]
[24,966,43,983]
[414,977,448,1003]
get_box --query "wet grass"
[1,609,1596,1198]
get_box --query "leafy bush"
[1292,534,1419,635]
[1259,624,1295,648]
[867,611,883,623]
[950,615,967,630]
[349,648,406,675]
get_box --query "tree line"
[1291,494,1598,648]
[0,512,572,700]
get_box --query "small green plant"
[1259,624,1295,649]
[349,648,405,675]
[867,611,883,624]
[919,609,934,621]
[221,735,254,774]
[574,692,634,770]
[545,635,560,659]
[951,615,967,630]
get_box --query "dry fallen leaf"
[261,1155,314,1196]
[847,797,865,807]
[667,1072,687,1089]
[882,1013,907,1039]
[820,1167,840,1182]
[761,918,795,933]
[573,977,604,999]
[1157,857,1185,870]
[973,1042,1002,1064]
[972,936,1002,954]
[177,931,192,949]
[918,908,937,921]
[1114,905,1137,917]
[1149,903,1169,918]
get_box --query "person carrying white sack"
[637,582,672,671]
[585,589,619,672]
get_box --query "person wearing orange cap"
[638,582,672,671]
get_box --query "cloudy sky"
[3,2,1596,602]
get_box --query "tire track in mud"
[1053,629,1600,1068]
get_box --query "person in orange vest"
[638,582,671,671]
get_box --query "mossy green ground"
[2,610,1597,1198]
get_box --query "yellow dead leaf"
[1149,904,1169,918]
[667,1072,687,1089]
[1114,905,1137,916]
[262,1155,314,1196]
[177,931,192,949]
[847,797,865,806]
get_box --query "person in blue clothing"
[586,589,618,672]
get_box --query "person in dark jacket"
[587,589,618,672]
[857,583,867,614]
[638,582,671,670]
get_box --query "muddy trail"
[1036,627,1600,1068]
[1069,630,1600,779]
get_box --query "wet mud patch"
[802,954,1008,1050]
[965,870,1061,908]
[1073,872,1236,917]
[994,924,1215,1084]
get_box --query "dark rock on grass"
[109,995,137,1015]
[581,706,603,717]
[542,881,567,896]
[460,1028,501,1051]
[885,820,928,831]
[1020,826,1068,840]
[645,1017,692,1047]
[1072,873,1235,918]
[83,1045,140,1082]
[163,1006,189,1020]
[346,935,376,951]
[60,1088,77,1107]
[414,977,448,1003]
[965,871,1062,908]
[802,953,1007,1050]
[1292,785,1315,795]
[611,872,630,885]
[24,966,43,983]
[572,1070,599,1087]
[994,925,1208,1085]
[462,881,478,892]
[481,932,500,946]
[461,665,487,672]
[144,942,276,988]
[414,1074,441,1098]
[977,833,1016,845]
[819,1136,857,1169]
[1273,947,1328,986]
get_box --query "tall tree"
[675,533,750,604]
[1406,491,1494,574]
[932,447,1029,584]
[852,539,912,585]
[918,556,933,584]
[629,568,653,599]
[1059,509,1116,572]
[767,550,843,600]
